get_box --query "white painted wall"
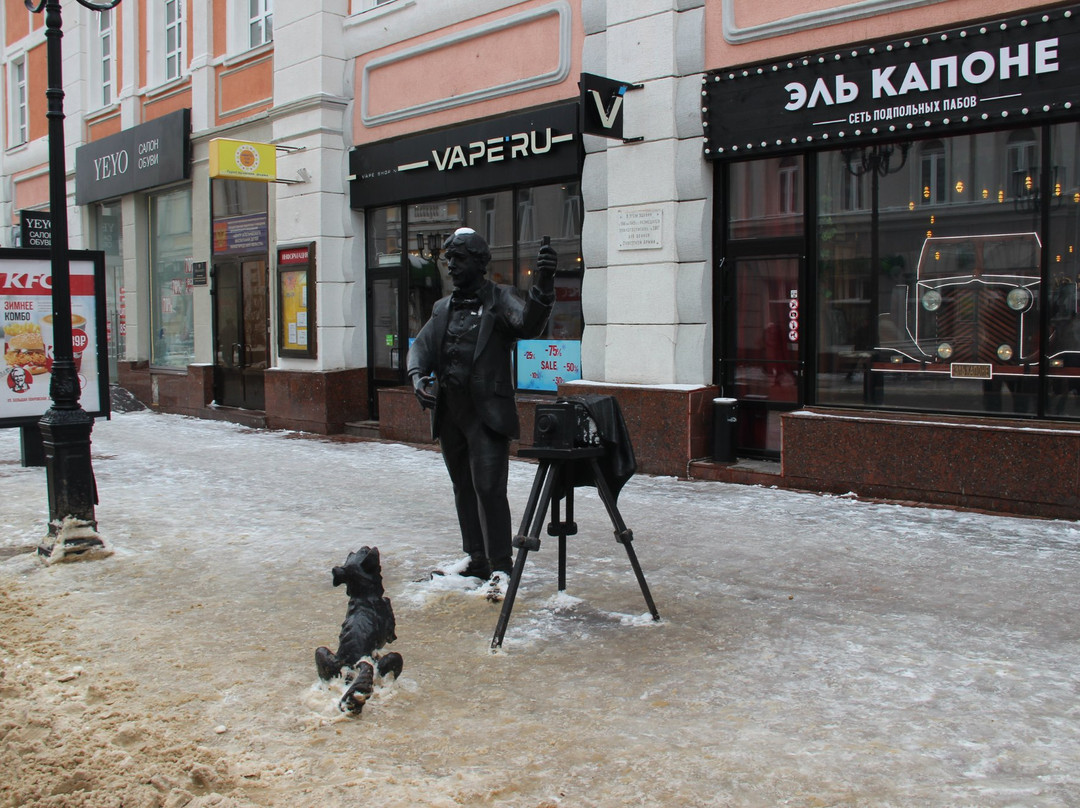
[580,0,711,386]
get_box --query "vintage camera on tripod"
[532,400,602,451]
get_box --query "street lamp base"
[37,516,112,564]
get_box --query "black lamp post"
[28,0,121,560]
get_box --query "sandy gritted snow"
[2,408,1080,807]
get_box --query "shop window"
[815,131,1044,416]
[368,182,584,396]
[149,187,194,370]
[94,202,124,379]
[367,206,404,381]
[1047,123,1080,418]
[8,56,27,147]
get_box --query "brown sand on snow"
[0,584,262,808]
[0,548,630,808]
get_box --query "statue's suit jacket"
[407,281,552,441]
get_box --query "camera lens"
[536,414,557,433]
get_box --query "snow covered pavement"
[2,409,1079,807]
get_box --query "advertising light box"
[1,250,110,427]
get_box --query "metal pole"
[28,0,121,560]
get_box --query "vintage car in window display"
[874,232,1044,382]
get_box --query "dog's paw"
[315,647,341,681]
[338,661,375,714]
[377,652,403,680]
[484,571,511,603]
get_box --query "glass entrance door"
[725,255,804,456]
[213,258,268,410]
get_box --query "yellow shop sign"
[208,138,277,181]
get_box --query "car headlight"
[921,289,942,311]
[997,344,1014,362]
[1007,287,1032,311]
[937,342,954,359]
[1051,357,1065,368]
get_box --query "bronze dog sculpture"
[315,546,403,713]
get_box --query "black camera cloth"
[537,394,636,502]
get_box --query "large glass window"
[366,181,584,397]
[149,187,194,369]
[816,130,1044,415]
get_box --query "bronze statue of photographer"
[407,228,557,599]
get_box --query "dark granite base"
[115,365,367,435]
[375,383,719,478]
[115,365,1075,518]
[558,382,719,478]
[264,368,368,434]
[779,408,1080,520]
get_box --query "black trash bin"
[711,397,738,463]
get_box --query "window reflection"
[919,140,947,205]
[729,157,804,239]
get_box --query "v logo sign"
[589,90,623,130]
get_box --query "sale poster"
[1,253,105,423]
[516,339,583,392]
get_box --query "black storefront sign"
[19,210,51,248]
[703,5,1080,159]
[349,102,581,209]
[75,108,191,205]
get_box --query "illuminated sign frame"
[702,5,1080,159]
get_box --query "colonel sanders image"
[7,365,31,394]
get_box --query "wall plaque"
[617,208,663,250]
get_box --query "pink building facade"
[5,0,1080,517]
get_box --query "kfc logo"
[7,365,32,393]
